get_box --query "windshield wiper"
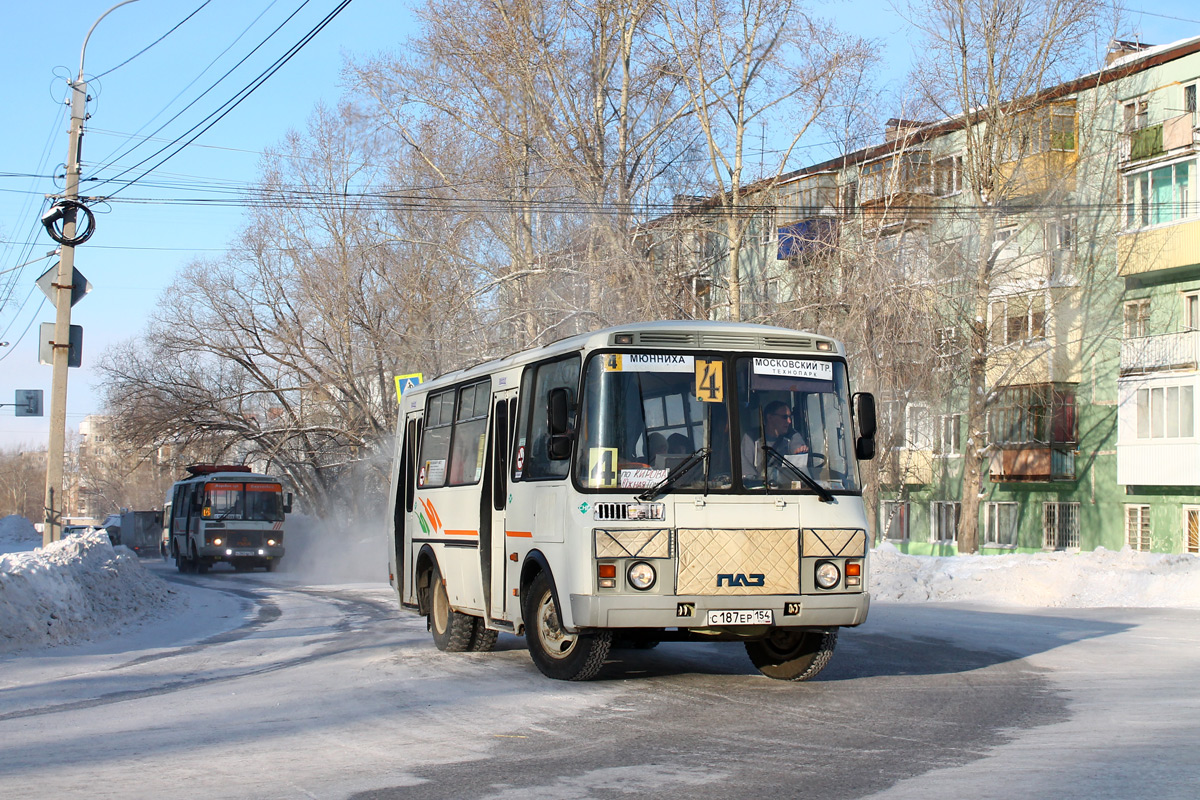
[761,445,835,503]
[638,448,710,502]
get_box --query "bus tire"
[523,571,611,681]
[429,564,475,652]
[745,628,837,682]
[470,622,499,652]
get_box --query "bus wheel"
[522,572,611,681]
[429,564,475,652]
[745,628,837,681]
[174,546,188,573]
[470,622,499,652]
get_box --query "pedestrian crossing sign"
[394,373,423,404]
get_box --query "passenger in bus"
[667,433,692,455]
[646,432,667,467]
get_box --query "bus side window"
[518,355,581,480]
[420,390,455,488]
[448,380,491,486]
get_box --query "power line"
[90,0,352,197]
[90,1,214,81]
[86,0,286,177]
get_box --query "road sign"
[36,263,91,308]
[38,323,82,368]
[394,373,423,404]
[15,389,43,416]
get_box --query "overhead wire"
[89,0,351,198]
[89,1,214,82]
[87,0,286,178]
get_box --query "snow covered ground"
[3,512,1200,656]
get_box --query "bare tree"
[656,0,872,321]
[905,0,1114,552]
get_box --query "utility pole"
[43,0,140,547]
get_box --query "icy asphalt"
[1,560,1197,799]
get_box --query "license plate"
[233,549,256,556]
[706,609,773,626]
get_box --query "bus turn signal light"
[846,562,861,577]
[597,564,616,579]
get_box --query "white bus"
[165,464,292,573]
[387,321,877,681]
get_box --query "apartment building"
[654,35,1200,554]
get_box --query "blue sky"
[1,0,1197,450]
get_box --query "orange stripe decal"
[506,530,533,538]
[443,529,478,536]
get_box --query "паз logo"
[716,573,765,587]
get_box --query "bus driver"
[741,400,808,481]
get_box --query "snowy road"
[1,562,1198,800]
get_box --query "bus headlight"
[212,538,223,547]
[627,561,656,591]
[815,561,841,589]
[267,539,276,546]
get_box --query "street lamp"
[43,0,141,547]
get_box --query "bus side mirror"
[547,387,573,460]
[284,493,293,514]
[854,392,877,461]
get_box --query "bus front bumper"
[568,592,869,631]
[199,545,285,561]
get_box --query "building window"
[937,413,961,455]
[1124,99,1149,133]
[935,327,962,367]
[885,402,934,450]
[1047,215,1075,281]
[1125,159,1193,229]
[1124,299,1150,338]
[1125,504,1151,552]
[1184,506,1199,554]
[934,155,963,196]
[1043,502,1080,549]
[1184,293,1199,331]
[985,502,1019,547]
[840,180,857,214]
[988,384,1077,446]
[881,500,910,542]
[990,292,1047,347]
[930,501,960,543]
[1135,385,1195,439]
[1186,84,1197,126]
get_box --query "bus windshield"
[574,352,860,495]
[204,482,284,521]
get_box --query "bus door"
[398,412,423,605]
[485,389,518,623]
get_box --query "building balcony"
[1121,331,1199,375]
[989,446,1076,482]
[1119,113,1197,166]
[878,448,934,485]
[1117,441,1200,486]
[996,150,1077,198]
[1118,217,1200,277]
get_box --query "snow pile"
[0,530,183,654]
[870,542,1200,608]
[0,514,41,555]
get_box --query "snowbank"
[0,514,42,555]
[0,529,184,654]
[870,542,1200,608]
[5,510,1200,658]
